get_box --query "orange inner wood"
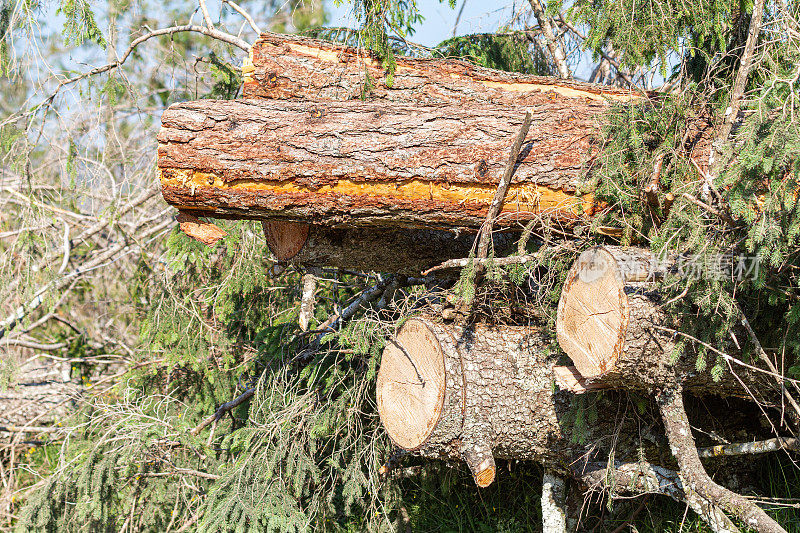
[160,168,593,216]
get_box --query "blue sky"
[326,0,519,47]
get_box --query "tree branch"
[657,387,787,533]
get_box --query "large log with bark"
[242,33,638,106]
[377,316,625,487]
[158,98,595,230]
[261,220,516,277]
[376,316,767,483]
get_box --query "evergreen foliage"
[58,0,106,48]
[434,31,555,75]
[5,0,800,531]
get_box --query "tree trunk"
[158,98,594,230]
[376,316,595,487]
[555,246,773,397]
[261,220,517,277]
[243,33,634,105]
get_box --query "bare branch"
[527,0,571,78]
[657,387,787,533]
[223,0,262,35]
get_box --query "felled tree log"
[555,246,774,397]
[158,99,595,230]
[243,32,638,106]
[261,220,516,277]
[375,315,766,488]
[377,316,592,487]
[556,246,671,382]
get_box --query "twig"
[698,437,798,458]
[198,0,215,30]
[714,0,766,160]
[1,338,68,351]
[476,111,533,263]
[139,468,220,480]
[452,0,468,37]
[422,253,540,276]
[0,24,249,130]
[680,192,735,224]
[557,16,642,91]
[0,218,172,340]
[190,388,255,436]
[738,308,800,422]
[8,188,157,294]
[57,220,70,275]
[223,0,262,34]
[316,275,392,335]
[578,460,739,533]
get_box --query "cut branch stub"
[261,220,310,261]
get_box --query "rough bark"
[375,316,767,487]
[243,33,636,105]
[158,99,595,230]
[260,220,517,277]
[376,316,602,486]
[555,246,772,397]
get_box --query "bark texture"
[377,316,606,486]
[375,316,765,489]
[243,33,636,105]
[259,220,517,277]
[289,226,516,277]
[158,99,594,230]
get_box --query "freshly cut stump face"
[376,319,446,450]
[556,248,629,378]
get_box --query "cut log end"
[556,248,628,378]
[261,220,310,261]
[376,319,446,450]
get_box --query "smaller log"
[260,220,516,277]
[556,246,667,380]
[555,246,773,398]
[376,316,561,487]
